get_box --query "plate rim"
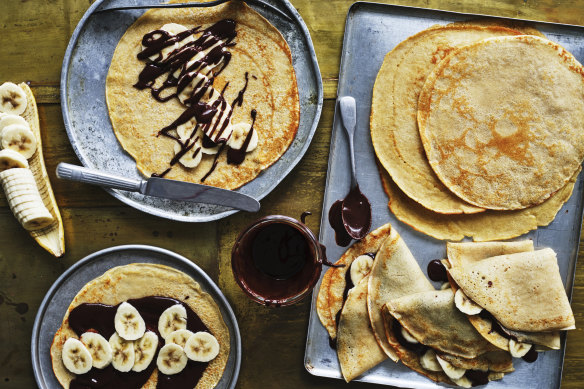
[31,244,242,389]
[59,0,323,223]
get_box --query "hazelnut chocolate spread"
[328,200,352,247]
[328,185,372,246]
[67,296,211,389]
[134,19,256,179]
[427,259,449,283]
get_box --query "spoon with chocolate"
[329,96,372,244]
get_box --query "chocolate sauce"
[68,296,210,389]
[328,200,352,247]
[393,320,427,354]
[232,72,250,107]
[227,109,256,165]
[152,168,171,178]
[341,185,372,239]
[522,347,538,363]
[201,144,226,182]
[465,369,489,386]
[427,259,448,282]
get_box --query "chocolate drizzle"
[68,296,211,389]
[227,109,256,165]
[427,259,448,282]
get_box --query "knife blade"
[56,163,260,212]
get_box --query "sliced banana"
[1,124,37,159]
[184,331,220,362]
[0,149,28,171]
[167,329,194,348]
[62,338,93,375]
[509,339,532,358]
[114,302,146,341]
[454,289,483,315]
[133,331,159,372]
[0,82,27,115]
[177,71,213,106]
[401,327,419,344]
[176,118,198,142]
[159,304,188,340]
[350,254,374,286]
[436,355,466,380]
[0,114,29,132]
[440,282,451,290]
[227,122,258,152]
[174,140,202,168]
[80,332,112,369]
[419,349,442,372]
[157,343,188,375]
[109,332,135,372]
[0,167,54,230]
[452,376,472,388]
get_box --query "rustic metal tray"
[60,0,322,222]
[31,245,241,389]
[304,2,584,388]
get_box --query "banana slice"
[109,332,135,372]
[452,376,472,388]
[132,331,159,372]
[184,331,220,362]
[454,289,483,315]
[167,329,194,348]
[1,124,37,159]
[114,302,146,341]
[0,114,29,132]
[419,349,442,372]
[80,332,112,369]
[62,338,93,375]
[174,140,202,168]
[227,122,258,152]
[0,149,28,171]
[350,255,374,285]
[159,304,188,340]
[401,327,419,344]
[157,343,188,375]
[177,72,212,106]
[0,82,27,115]
[436,355,466,380]
[0,167,54,230]
[176,118,198,142]
[509,339,532,358]
[440,282,451,290]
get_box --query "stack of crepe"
[370,21,584,241]
[317,226,575,387]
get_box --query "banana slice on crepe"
[167,329,194,348]
[157,343,188,375]
[133,331,159,372]
[114,302,146,340]
[159,304,188,340]
[109,332,135,372]
[0,82,27,115]
[349,255,374,285]
[80,332,112,369]
[62,338,93,375]
[227,122,258,152]
[184,331,220,362]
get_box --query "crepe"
[50,263,230,389]
[371,23,529,215]
[316,223,392,340]
[445,247,575,333]
[337,276,387,382]
[367,225,434,361]
[377,163,579,241]
[418,35,584,210]
[106,0,299,189]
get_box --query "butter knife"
[56,163,260,212]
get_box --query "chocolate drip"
[465,370,490,386]
[427,259,448,282]
[227,109,257,165]
[522,347,538,363]
[152,168,171,178]
[201,144,226,182]
[328,200,352,247]
[68,296,211,389]
[232,72,250,107]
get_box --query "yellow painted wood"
[0,0,583,388]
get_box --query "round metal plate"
[60,0,323,222]
[31,245,241,388]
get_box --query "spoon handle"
[339,96,358,188]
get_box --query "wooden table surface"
[1,0,583,388]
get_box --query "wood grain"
[0,0,583,388]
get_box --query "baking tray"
[304,2,584,388]
[31,245,241,389]
[60,0,322,222]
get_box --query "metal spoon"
[338,96,372,240]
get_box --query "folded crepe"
[383,289,513,387]
[367,225,434,361]
[337,275,386,382]
[444,242,574,350]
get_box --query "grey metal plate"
[60,0,322,222]
[31,245,241,388]
[305,2,584,388]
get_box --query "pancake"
[106,0,299,189]
[316,223,392,341]
[337,276,387,382]
[50,263,230,389]
[366,224,434,361]
[377,163,579,241]
[418,35,584,210]
[371,24,527,215]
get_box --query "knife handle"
[56,163,143,192]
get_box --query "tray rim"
[30,244,242,389]
[59,0,323,223]
[305,0,584,386]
